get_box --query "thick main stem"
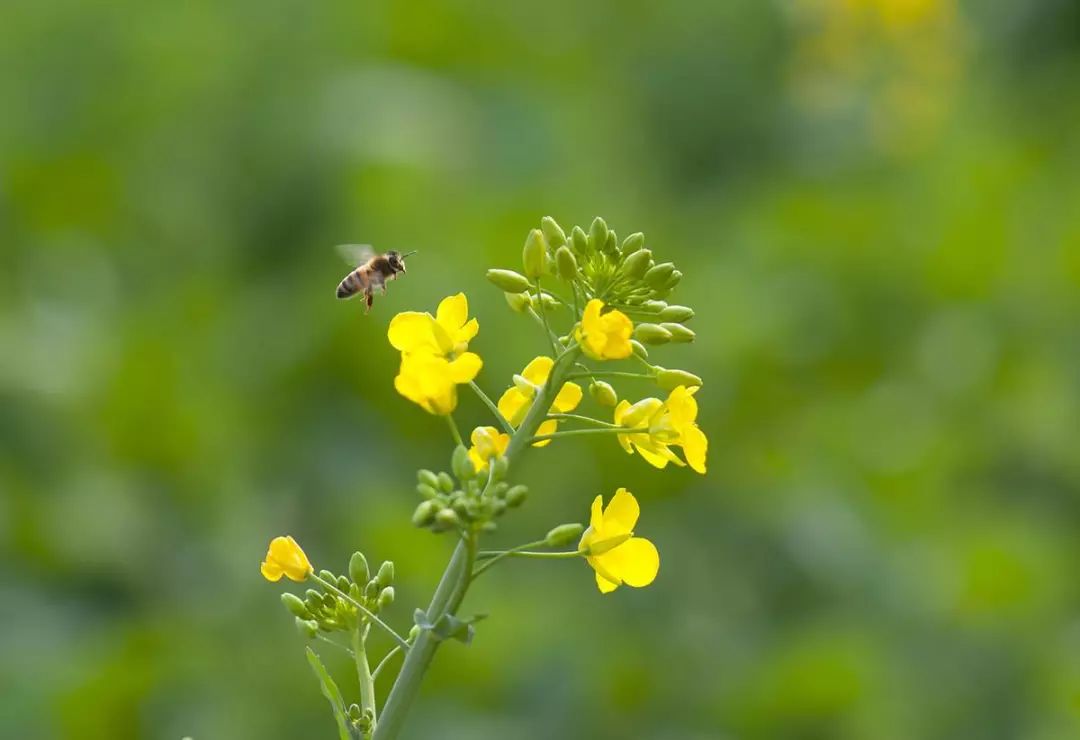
[372,347,581,740]
[353,627,377,725]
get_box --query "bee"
[335,245,417,312]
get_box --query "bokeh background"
[3,1,1080,738]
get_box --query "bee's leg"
[365,290,373,313]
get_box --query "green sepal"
[413,609,488,646]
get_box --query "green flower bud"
[504,291,532,313]
[281,592,310,619]
[588,217,609,252]
[621,232,645,255]
[491,498,507,516]
[570,225,589,255]
[643,299,668,312]
[337,575,350,591]
[378,586,395,610]
[408,624,421,640]
[437,472,455,493]
[661,322,696,343]
[634,323,673,345]
[480,521,498,533]
[664,270,682,289]
[659,304,694,322]
[305,590,324,613]
[491,455,509,481]
[417,469,440,489]
[486,268,532,293]
[435,508,461,529]
[365,581,379,601]
[348,704,362,722]
[621,248,652,279]
[538,292,559,311]
[319,569,336,585]
[412,499,439,527]
[350,582,362,600]
[541,216,567,248]
[522,229,547,279]
[505,485,528,507]
[491,481,510,498]
[555,246,578,282]
[451,444,473,480]
[545,523,585,547]
[295,617,318,639]
[416,483,439,500]
[589,380,618,408]
[603,230,618,256]
[376,561,395,588]
[631,339,650,359]
[655,367,703,390]
[644,262,675,288]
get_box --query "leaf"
[305,647,356,740]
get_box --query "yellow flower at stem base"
[394,351,482,415]
[579,488,659,594]
[614,385,707,474]
[575,299,633,361]
[467,425,510,472]
[497,356,583,447]
[260,535,313,582]
[388,293,479,358]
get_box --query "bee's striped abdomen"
[336,268,364,299]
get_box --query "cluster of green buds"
[281,552,396,639]
[487,216,696,349]
[411,449,527,535]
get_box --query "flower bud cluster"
[412,453,527,535]
[282,551,395,637]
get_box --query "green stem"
[373,348,581,740]
[565,370,654,381]
[546,413,620,428]
[445,413,463,447]
[467,381,514,435]
[353,626,377,725]
[371,644,404,682]
[529,426,645,444]
[473,547,583,577]
[312,574,410,651]
[533,277,559,356]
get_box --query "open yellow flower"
[575,299,633,361]
[388,293,479,358]
[497,356,583,447]
[467,425,510,472]
[579,488,659,594]
[260,535,313,582]
[394,351,482,415]
[614,385,707,474]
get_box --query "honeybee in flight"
[335,245,416,312]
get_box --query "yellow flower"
[467,425,510,472]
[394,351,482,415]
[260,535,313,582]
[614,385,707,474]
[496,356,583,447]
[579,488,659,594]
[575,299,633,361]
[388,293,479,358]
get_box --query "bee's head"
[386,250,405,272]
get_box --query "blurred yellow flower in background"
[614,385,707,474]
[467,425,510,472]
[575,299,633,360]
[579,489,659,594]
[388,293,479,358]
[497,356,583,447]
[260,536,313,582]
[394,351,482,415]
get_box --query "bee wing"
[336,243,375,267]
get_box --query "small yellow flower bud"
[538,292,559,311]
[260,536,313,583]
[281,592,310,618]
[555,245,578,282]
[522,228,547,279]
[486,268,532,293]
[505,485,528,507]
[378,586,395,609]
[621,232,645,255]
[541,216,567,248]
[661,323,695,343]
[660,305,694,322]
[412,500,439,527]
[375,561,395,588]
[633,323,673,345]
[644,262,675,288]
[621,248,652,279]
[546,523,585,547]
[655,367,703,390]
[589,380,618,408]
[504,291,533,313]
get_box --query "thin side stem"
[312,574,410,651]
[371,644,404,682]
[565,370,654,381]
[467,381,514,435]
[445,413,463,447]
[546,413,620,428]
[534,277,559,356]
[529,426,646,444]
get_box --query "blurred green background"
[3,1,1080,738]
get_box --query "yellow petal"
[521,356,554,385]
[604,537,659,588]
[589,494,605,533]
[531,418,557,448]
[633,438,673,469]
[587,553,622,586]
[613,400,630,426]
[387,312,440,354]
[595,570,620,593]
[448,352,482,383]
[436,293,468,332]
[457,317,479,345]
[551,381,583,413]
[468,447,486,472]
[602,488,639,534]
[260,560,283,582]
[498,387,529,427]
[682,424,708,474]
